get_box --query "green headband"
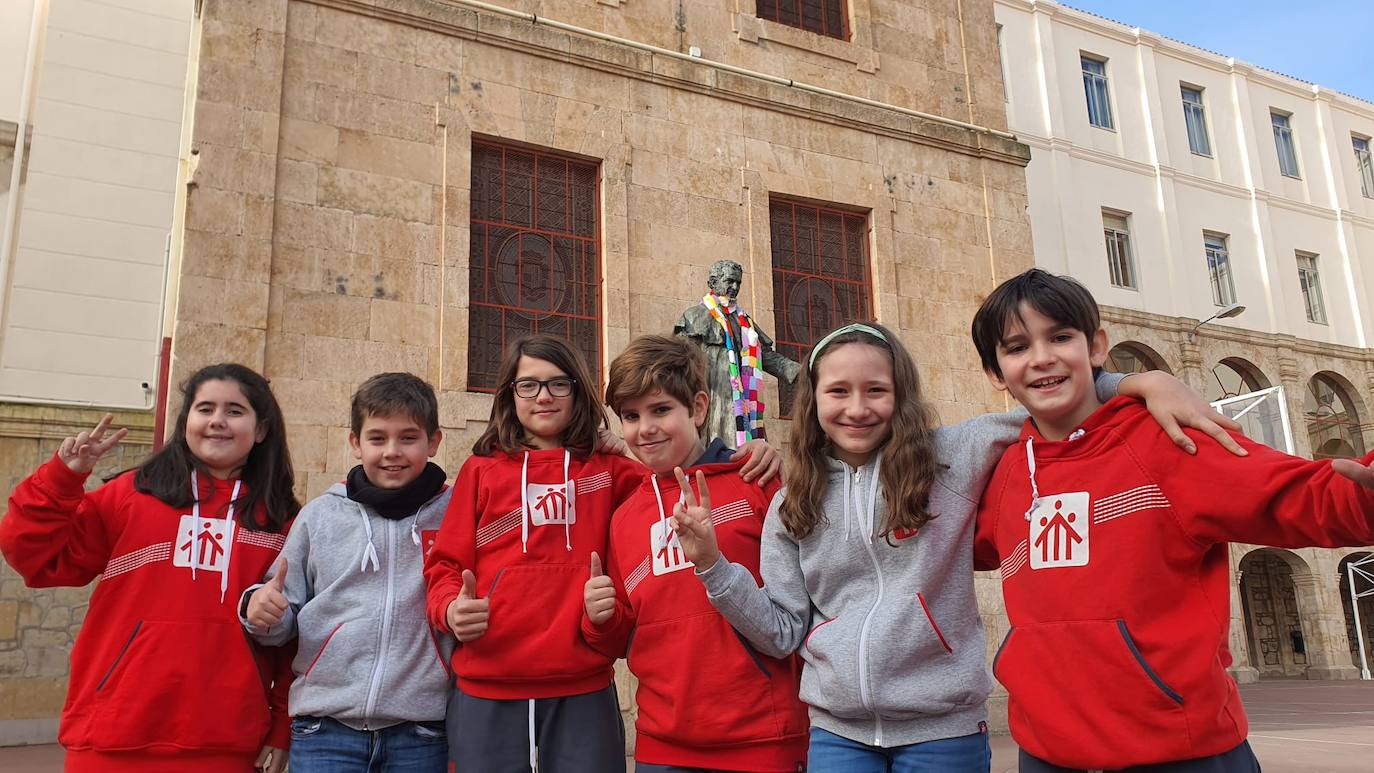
[808,323,889,370]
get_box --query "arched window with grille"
[1104,342,1171,376]
[1305,373,1366,459]
[467,140,601,392]
[1206,357,1269,403]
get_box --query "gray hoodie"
[241,482,454,730]
[697,378,1124,747]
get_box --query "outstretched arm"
[673,474,808,658]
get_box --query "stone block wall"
[0,404,153,744]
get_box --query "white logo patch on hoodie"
[526,481,575,526]
[1028,492,1090,570]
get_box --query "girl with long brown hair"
[669,321,1233,771]
[423,334,777,772]
[1,363,299,773]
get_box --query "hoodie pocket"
[797,613,867,720]
[994,619,1188,766]
[459,563,612,682]
[629,611,806,747]
[89,619,270,751]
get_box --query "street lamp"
[1187,302,1246,341]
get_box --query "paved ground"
[2,680,1371,771]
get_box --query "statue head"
[707,260,744,304]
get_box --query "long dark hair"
[472,335,607,459]
[135,363,299,532]
[780,322,941,540]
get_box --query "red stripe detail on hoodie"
[917,592,952,654]
[304,623,344,679]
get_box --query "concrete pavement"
[2,679,1371,771]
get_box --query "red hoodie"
[424,448,643,699]
[973,397,1374,769]
[0,456,293,772]
[582,458,808,772]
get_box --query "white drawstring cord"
[562,449,573,551]
[1023,437,1040,521]
[520,452,531,553]
[864,455,882,540]
[842,470,853,542]
[189,470,240,602]
[357,503,380,573]
[527,698,539,771]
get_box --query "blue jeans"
[807,727,990,773]
[288,716,448,773]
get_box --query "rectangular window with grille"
[1081,55,1114,130]
[769,198,872,414]
[1181,86,1211,156]
[1296,252,1327,324]
[1203,232,1237,307]
[756,0,848,40]
[1354,135,1374,198]
[467,140,601,392]
[1271,111,1300,178]
[1102,210,1137,289]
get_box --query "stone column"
[1292,573,1360,680]
[1277,349,1311,457]
[1176,335,1207,395]
[1226,546,1259,683]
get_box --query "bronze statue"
[674,260,800,448]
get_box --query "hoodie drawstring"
[528,698,539,771]
[866,456,881,540]
[520,452,530,553]
[1023,436,1041,521]
[842,456,881,541]
[520,450,575,554]
[189,470,240,603]
[562,450,573,551]
[842,470,853,542]
[357,503,381,573]
[650,475,686,552]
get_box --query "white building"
[1,0,194,410]
[996,0,1374,681]
[0,0,192,744]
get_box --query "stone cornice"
[1101,305,1374,365]
[306,0,1032,166]
[0,402,155,444]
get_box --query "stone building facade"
[175,0,1034,746]
[995,0,1374,683]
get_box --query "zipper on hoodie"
[853,466,886,747]
[361,516,397,729]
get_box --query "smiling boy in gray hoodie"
[242,372,453,773]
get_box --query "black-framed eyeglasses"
[511,377,576,399]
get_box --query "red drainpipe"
[152,336,172,450]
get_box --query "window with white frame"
[1102,210,1137,289]
[1181,86,1211,156]
[1271,111,1300,177]
[1203,232,1237,306]
[1081,55,1113,130]
[1296,251,1327,324]
[1354,135,1374,198]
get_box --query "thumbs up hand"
[446,569,490,642]
[584,552,617,626]
[247,558,290,630]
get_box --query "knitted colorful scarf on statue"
[701,293,765,446]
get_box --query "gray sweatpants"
[446,684,624,773]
